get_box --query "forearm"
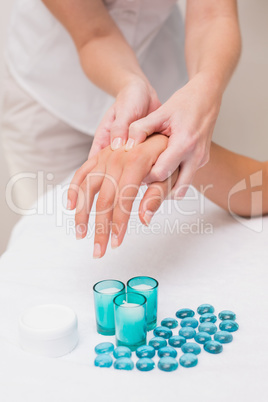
[185,0,241,94]
[42,0,148,97]
[193,143,268,217]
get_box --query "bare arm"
[185,0,241,93]
[192,143,268,217]
[42,0,149,96]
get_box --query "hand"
[89,77,161,158]
[126,73,222,198]
[68,134,177,258]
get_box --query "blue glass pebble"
[179,327,196,339]
[179,353,198,368]
[113,346,132,359]
[204,340,223,354]
[197,304,215,315]
[136,358,155,372]
[199,322,217,335]
[158,346,177,358]
[149,337,167,350]
[94,354,113,368]
[169,335,186,348]
[199,313,217,323]
[176,308,195,319]
[219,320,239,332]
[114,357,134,370]
[180,317,199,328]
[136,345,155,359]
[161,317,178,329]
[218,310,236,321]
[181,342,201,355]
[153,326,172,339]
[158,357,178,372]
[95,342,114,354]
[214,331,233,344]
[194,332,212,344]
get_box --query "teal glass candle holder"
[127,276,158,331]
[93,280,125,335]
[114,293,147,351]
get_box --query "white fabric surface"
[5,0,187,134]
[0,176,268,402]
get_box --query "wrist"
[191,71,225,99]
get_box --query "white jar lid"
[19,304,78,358]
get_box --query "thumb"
[126,109,165,150]
[110,111,132,150]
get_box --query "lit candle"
[127,276,158,331]
[93,280,125,335]
[114,293,147,351]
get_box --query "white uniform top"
[5,0,188,135]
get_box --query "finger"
[110,162,146,248]
[171,161,198,200]
[143,137,183,183]
[93,162,123,258]
[75,169,105,240]
[139,170,178,225]
[67,156,98,210]
[126,109,165,150]
[89,107,115,159]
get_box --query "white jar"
[18,304,78,358]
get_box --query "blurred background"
[0,0,268,254]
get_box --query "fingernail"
[93,243,101,259]
[66,199,72,210]
[111,137,123,150]
[76,224,84,240]
[125,138,135,151]
[111,233,119,249]
[143,210,154,226]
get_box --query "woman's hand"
[126,73,222,199]
[68,134,174,258]
[89,77,161,158]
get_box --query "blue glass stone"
[181,342,201,355]
[113,346,132,359]
[198,322,217,335]
[199,313,217,323]
[218,310,236,321]
[219,320,239,332]
[95,342,114,354]
[194,332,212,344]
[158,346,177,358]
[214,331,233,344]
[136,345,155,358]
[179,327,196,339]
[204,340,223,354]
[197,304,215,315]
[180,317,199,328]
[158,357,178,372]
[179,353,198,368]
[153,326,172,339]
[94,354,113,368]
[136,358,155,372]
[176,308,195,319]
[149,337,167,350]
[161,317,178,329]
[114,357,134,370]
[169,335,186,348]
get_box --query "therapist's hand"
[89,77,161,158]
[126,73,222,199]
